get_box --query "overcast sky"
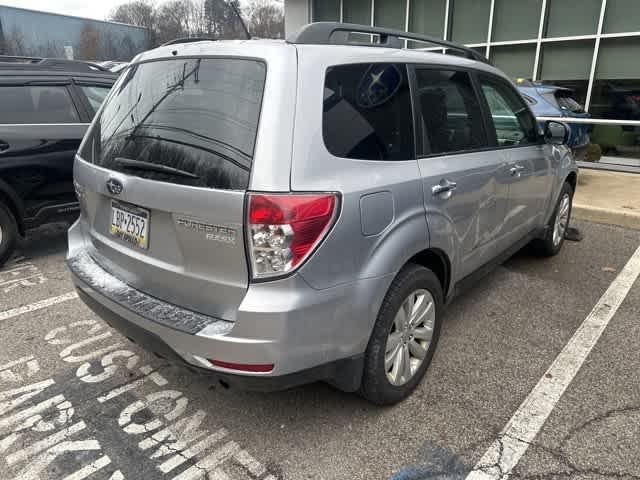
[0,0,258,22]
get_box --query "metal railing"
[537,117,640,127]
[537,117,640,173]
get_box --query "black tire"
[0,202,18,268]
[531,181,574,257]
[360,264,443,405]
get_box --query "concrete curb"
[573,203,640,231]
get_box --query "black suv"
[0,57,117,266]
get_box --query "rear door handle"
[431,179,457,196]
[510,165,525,176]
[0,141,9,152]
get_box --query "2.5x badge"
[175,218,237,244]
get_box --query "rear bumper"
[66,233,389,391]
[75,287,363,392]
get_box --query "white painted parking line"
[0,292,78,323]
[466,244,640,480]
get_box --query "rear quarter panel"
[289,46,429,291]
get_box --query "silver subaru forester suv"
[67,23,577,405]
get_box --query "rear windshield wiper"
[114,157,200,179]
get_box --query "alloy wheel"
[385,289,435,386]
[553,193,571,246]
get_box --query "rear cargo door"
[76,58,267,321]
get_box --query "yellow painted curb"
[573,203,640,231]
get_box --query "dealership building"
[285,0,640,168]
[0,5,148,61]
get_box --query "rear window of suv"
[79,58,266,190]
[555,91,585,113]
[323,63,414,160]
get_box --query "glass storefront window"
[312,0,340,22]
[603,0,640,34]
[545,0,601,38]
[343,0,371,24]
[591,37,640,121]
[540,40,594,82]
[409,0,446,40]
[450,0,491,44]
[373,0,407,30]
[491,45,536,80]
[492,0,542,42]
[589,38,640,167]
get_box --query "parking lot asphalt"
[0,220,638,480]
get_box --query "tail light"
[247,193,338,279]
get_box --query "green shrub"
[584,143,602,162]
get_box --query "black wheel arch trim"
[0,178,25,234]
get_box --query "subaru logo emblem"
[106,178,123,196]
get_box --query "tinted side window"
[415,69,487,156]
[479,75,539,146]
[0,85,79,124]
[79,85,112,115]
[323,63,414,160]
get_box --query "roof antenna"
[227,1,251,40]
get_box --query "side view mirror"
[544,120,569,145]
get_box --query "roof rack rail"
[0,55,112,73]
[0,55,42,64]
[161,37,217,47]
[38,58,110,72]
[287,22,490,64]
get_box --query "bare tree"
[155,0,192,44]
[245,0,284,39]
[203,0,244,39]
[43,41,64,58]
[3,27,28,56]
[110,0,251,46]
[120,35,137,60]
[0,19,6,55]
[100,30,118,60]
[110,0,157,47]
[78,23,100,60]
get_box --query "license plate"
[109,200,150,250]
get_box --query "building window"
[450,0,491,44]
[603,0,640,34]
[313,0,340,22]
[373,0,407,30]
[492,0,542,42]
[590,37,640,163]
[591,38,640,119]
[491,45,536,80]
[539,40,593,107]
[545,0,601,38]
[343,0,372,24]
[408,0,446,43]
